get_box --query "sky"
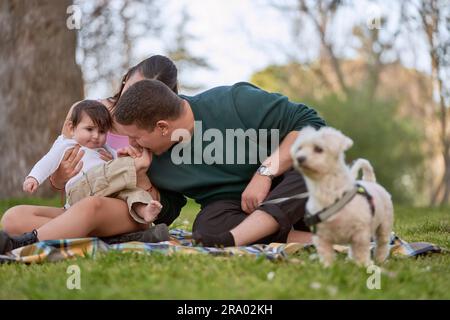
[169,0,301,90]
[91,0,295,97]
[85,0,434,98]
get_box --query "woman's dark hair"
[71,100,113,133]
[108,55,178,106]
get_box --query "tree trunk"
[0,0,83,199]
[418,0,450,205]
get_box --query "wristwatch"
[256,165,275,180]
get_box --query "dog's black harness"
[303,183,375,233]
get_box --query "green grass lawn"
[0,197,449,299]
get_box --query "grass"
[0,197,449,299]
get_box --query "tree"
[271,0,349,97]
[0,0,84,198]
[412,0,450,205]
[271,0,407,100]
[75,0,162,94]
[251,63,426,204]
[268,0,449,205]
[76,0,211,95]
[166,6,212,92]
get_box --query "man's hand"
[23,177,39,194]
[50,145,85,189]
[241,174,272,214]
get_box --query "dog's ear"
[292,126,317,149]
[319,127,353,154]
[341,135,353,151]
[298,126,317,139]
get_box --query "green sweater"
[148,82,325,210]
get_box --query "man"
[114,79,326,246]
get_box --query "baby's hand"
[23,177,39,194]
[117,145,143,158]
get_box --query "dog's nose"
[296,156,306,164]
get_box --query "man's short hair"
[113,79,183,131]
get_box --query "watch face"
[259,166,270,175]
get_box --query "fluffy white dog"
[291,126,394,267]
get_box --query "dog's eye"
[314,146,323,153]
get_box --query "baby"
[23,100,162,224]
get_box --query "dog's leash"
[260,191,309,206]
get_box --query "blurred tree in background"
[316,93,425,205]
[166,6,212,92]
[263,0,448,205]
[252,63,425,204]
[75,0,162,94]
[410,0,450,205]
[0,0,83,198]
[75,0,210,95]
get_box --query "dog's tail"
[351,159,376,182]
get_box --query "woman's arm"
[61,101,80,138]
[49,145,85,190]
[49,101,83,189]
[28,138,75,186]
[49,146,113,190]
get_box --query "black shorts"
[192,169,309,244]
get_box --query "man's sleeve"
[154,189,187,226]
[232,83,326,138]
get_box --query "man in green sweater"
[114,79,326,246]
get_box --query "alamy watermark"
[366,3,383,30]
[66,264,81,290]
[66,5,82,30]
[366,264,381,290]
[170,121,280,166]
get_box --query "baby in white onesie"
[23,100,162,224]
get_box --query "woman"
[0,55,186,253]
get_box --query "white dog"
[290,126,394,267]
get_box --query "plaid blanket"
[0,229,444,264]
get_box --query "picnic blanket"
[0,229,444,264]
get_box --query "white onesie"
[27,135,117,194]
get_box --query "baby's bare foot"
[134,200,163,223]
